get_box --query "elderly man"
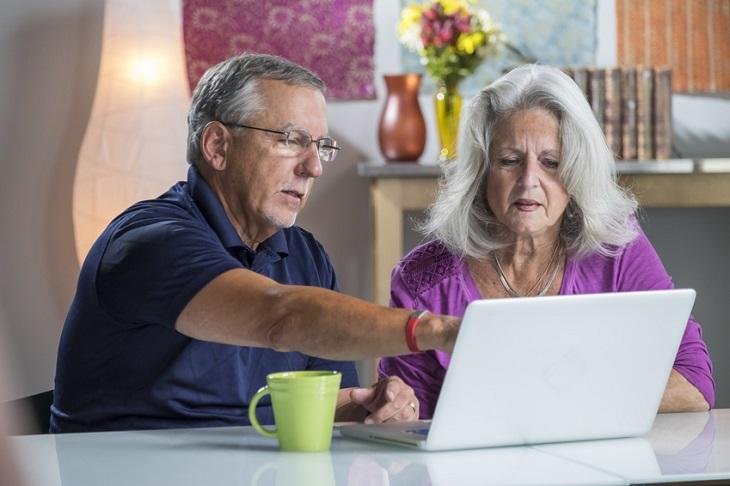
[50,54,459,433]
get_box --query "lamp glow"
[129,57,160,84]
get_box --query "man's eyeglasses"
[221,122,340,163]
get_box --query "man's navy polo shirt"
[50,166,358,433]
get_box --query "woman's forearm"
[659,369,709,413]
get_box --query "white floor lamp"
[73,0,190,263]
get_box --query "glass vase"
[434,83,462,162]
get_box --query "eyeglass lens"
[286,129,339,163]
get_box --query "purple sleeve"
[377,265,446,419]
[619,230,716,407]
[674,316,715,407]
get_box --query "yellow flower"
[457,32,485,54]
[398,4,422,34]
[438,0,468,15]
[398,4,425,51]
[456,33,474,54]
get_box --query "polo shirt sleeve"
[96,207,242,328]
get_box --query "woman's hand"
[335,376,419,423]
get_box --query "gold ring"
[408,402,417,414]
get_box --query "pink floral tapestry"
[182,0,375,100]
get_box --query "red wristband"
[405,310,428,352]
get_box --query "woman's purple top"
[378,227,715,418]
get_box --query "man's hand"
[335,376,419,423]
[414,313,461,355]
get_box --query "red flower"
[423,5,439,21]
[455,13,471,33]
[438,22,454,44]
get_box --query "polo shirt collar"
[259,227,288,257]
[186,166,289,258]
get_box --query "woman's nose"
[518,157,540,188]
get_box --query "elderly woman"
[379,64,715,419]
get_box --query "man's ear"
[200,121,230,171]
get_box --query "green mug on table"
[249,370,342,452]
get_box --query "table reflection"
[339,446,620,486]
[251,452,336,486]
[534,436,662,479]
[646,412,715,474]
[24,411,725,486]
[54,427,283,486]
[533,411,722,483]
[49,426,620,486]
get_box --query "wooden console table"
[358,158,730,307]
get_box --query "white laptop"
[340,289,695,451]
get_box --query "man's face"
[223,80,328,238]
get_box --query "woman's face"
[486,108,570,241]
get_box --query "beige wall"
[0,0,103,400]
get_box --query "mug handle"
[249,385,277,439]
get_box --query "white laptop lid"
[341,289,695,451]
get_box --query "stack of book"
[563,67,673,160]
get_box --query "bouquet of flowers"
[398,0,505,89]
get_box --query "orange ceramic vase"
[378,74,426,162]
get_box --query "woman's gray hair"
[423,64,638,259]
[186,53,325,166]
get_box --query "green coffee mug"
[248,370,341,452]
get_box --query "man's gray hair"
[423,64,638,259]
[186,53,325,166]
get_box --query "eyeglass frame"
[219,121,341,162]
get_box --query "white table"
[10,410,730,486]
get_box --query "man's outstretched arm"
[176,268,459,360]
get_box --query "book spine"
[636,67,655,160]
[604,68,622,158]
[621,68,638,160]
[588,69,606,132]
[573,68,590,102]
[653,67,673,159]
